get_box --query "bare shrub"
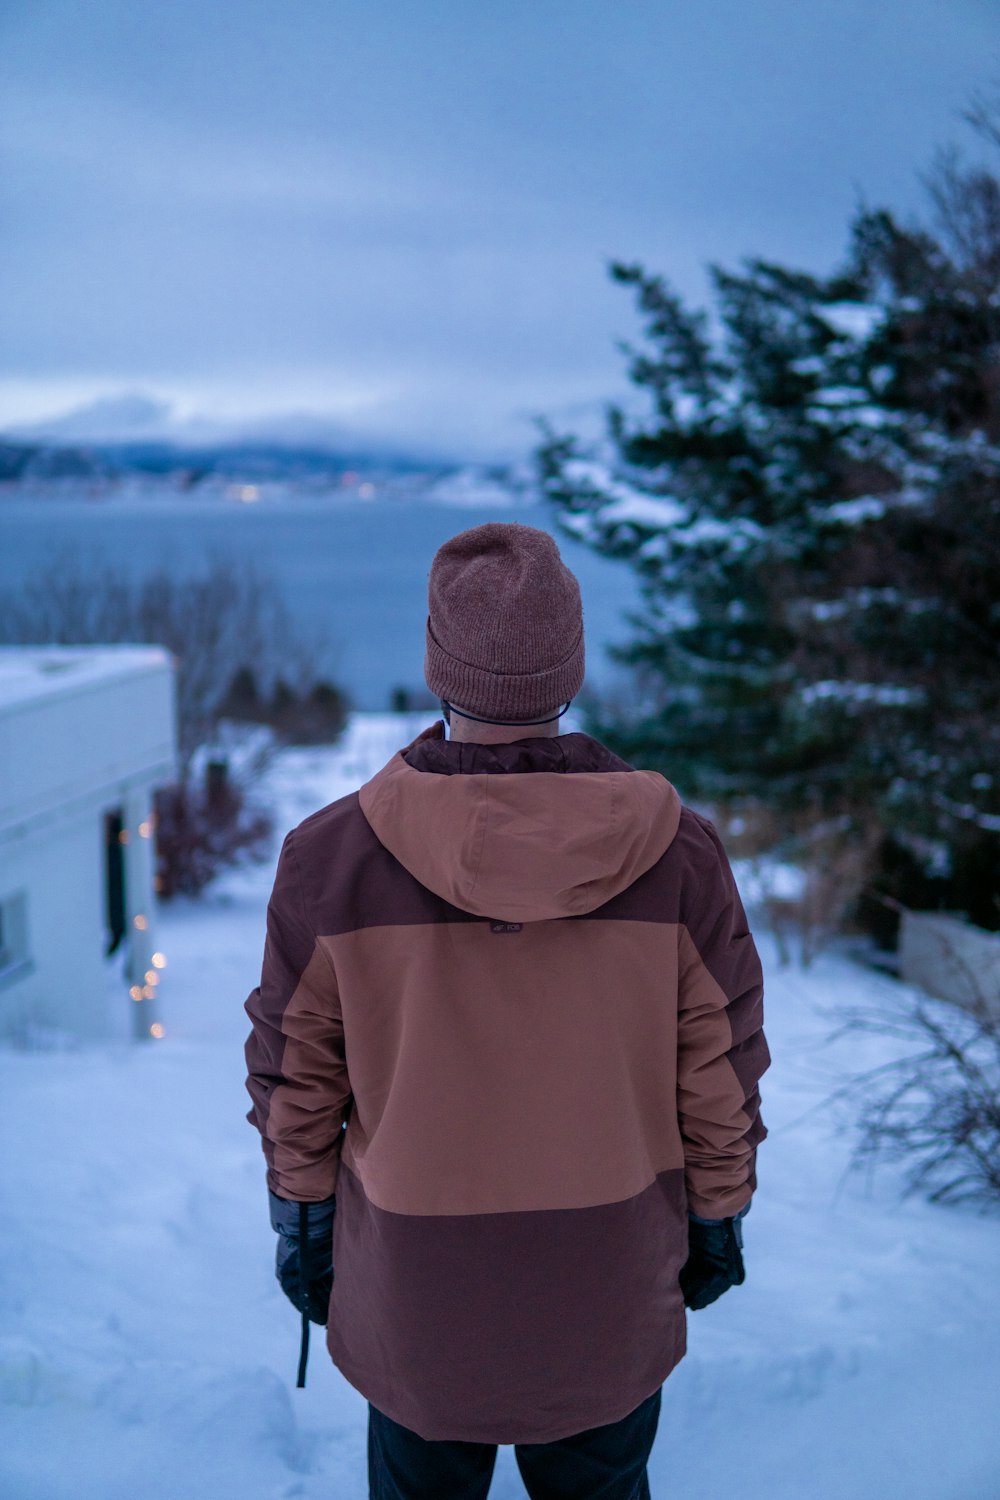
[716,804,881,968]
[768,820,880,968]
[154,769,273,898]
[817,926,1000,1210]
[219,665,350,745]
[0,544,336,776]
[0,546,344,894]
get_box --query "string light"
[123,824,165,1035]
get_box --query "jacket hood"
[357,719,682,923]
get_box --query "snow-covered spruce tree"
[536,142,1000,933]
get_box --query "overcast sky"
[1,0,997,460]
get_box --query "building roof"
[0,645,178,839]
[0,644,174,715]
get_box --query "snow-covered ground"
[3,713,999,1500]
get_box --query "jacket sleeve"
[676,814,770,1219]
[244,829,352,1202]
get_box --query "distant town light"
[141,984,156,999]
[118,829,130,845]
[152,952,167,969]
[138,821,152,838]
[129,985,143,1001]
[145,969,159,985]
[358,482,376,499]
[150,1023,165,1039]
[225,483,260,503]
[133,914,148,930]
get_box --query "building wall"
[0,647,177,1043]
[0,800,115,1042]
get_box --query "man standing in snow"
[245,521,770,1500]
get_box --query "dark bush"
[153,763,274,898]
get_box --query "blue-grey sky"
[1,0,997,460]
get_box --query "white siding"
[0,646,178,1040]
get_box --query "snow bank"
[2,712,998,1500]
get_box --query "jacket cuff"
[268,1188,336,1238]
[689,1200,749,1224]
[689,1200,749,1248]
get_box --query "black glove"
[269,1189,336,1326]
[679,1208,747,1311]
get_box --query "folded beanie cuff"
[425,618,584,723]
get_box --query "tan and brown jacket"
[244,719,770,1443]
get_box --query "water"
[0,493,643,710]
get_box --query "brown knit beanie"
[424,522,585,722]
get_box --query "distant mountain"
[13,393,176,444]
[85,439,450,479]
[6,391,465,468]
[0,439,112,483]
[0,392,543,503]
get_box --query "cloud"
[1,0,994,459]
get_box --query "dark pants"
[367,1387,661,1500]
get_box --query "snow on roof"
[0,644,174,714]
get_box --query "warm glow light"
[133,914,148,930]
[358,482,376,499]
[129,985,143,1001]
[150,1023,165,1039]
[118,829,130,845]
[144,970,159,985]
[226,482,260,503]
[152,952,167,969]
[138,821,152,838]
[141,984,156,999]
[153,875,163,892]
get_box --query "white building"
[0,645,178,1043]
